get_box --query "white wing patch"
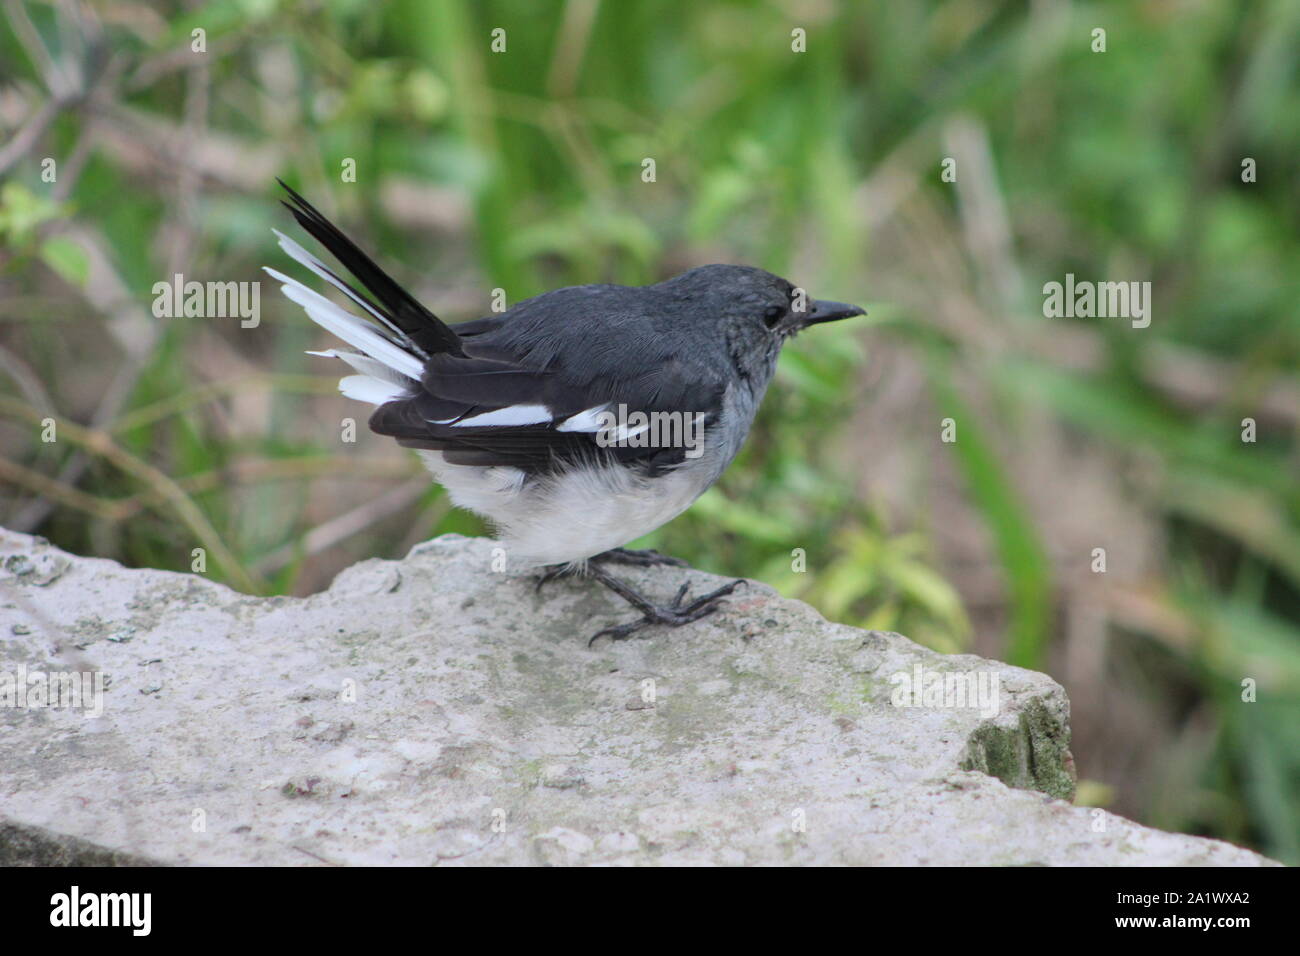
[453,404,552,428]
[555,404,609,433]
[611,420,651,442]
[556,404,652,441]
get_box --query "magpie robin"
[265,181,864,642]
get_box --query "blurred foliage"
[1,0,1298,862]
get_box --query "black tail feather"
[277,179,462,356]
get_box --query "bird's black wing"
[369,287,728,475]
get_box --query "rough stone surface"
[0,530,1277,866]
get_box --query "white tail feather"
[264,266,423,379]
[338,374,410,405]
[272,229,418,350]
[306,348,411,387]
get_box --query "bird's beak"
[800,298,866,328]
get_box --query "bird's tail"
[263,180,459,405]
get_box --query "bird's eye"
[763,305,784,329]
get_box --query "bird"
[264,180,865,643]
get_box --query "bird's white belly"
[416,451,712,567]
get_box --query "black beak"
[801,298,866,328]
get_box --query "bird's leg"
[585,564,745,645]
[591,547,689,568]
[534,563,578,593]
[534,547,686,593]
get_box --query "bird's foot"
[535,548,686,593]
[534,563,578,593]
[587,569,745,646]
[592,547,689,568]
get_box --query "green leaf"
[0,182,64,246]
[39,236,90,287]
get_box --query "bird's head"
[657,264,865,386]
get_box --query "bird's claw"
[588,579,746,646]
